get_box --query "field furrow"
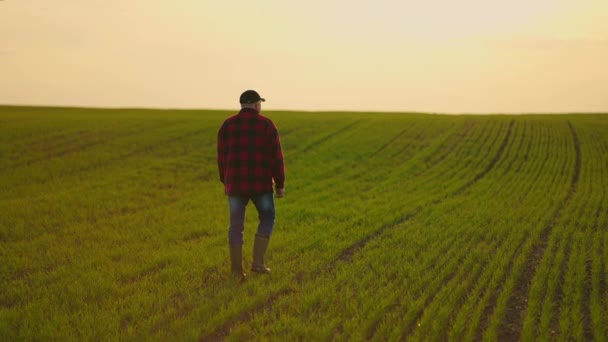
[495,120,581,340]
[472,119,555,339]
[324,120,512,268]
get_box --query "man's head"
[240,90,265,112]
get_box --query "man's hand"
[275,188,285,198]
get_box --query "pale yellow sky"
[1,0,607,113]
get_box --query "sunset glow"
[1,0,607,113]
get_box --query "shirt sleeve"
[269,122,285,189]
[217,124,226,184]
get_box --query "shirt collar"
[239,108,259,115]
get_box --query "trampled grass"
[1,106,607,341]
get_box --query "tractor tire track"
[470,123,550,340]
[584,190,606,340]
[372,127,411,156]
[500,119,531,177]
[548,233,573,337]
[297,121,362,155]
[385,120,513,340]
[410,120,551,341]
[453,120,514,196]
[476,122,569,340]
[343,120,514,339]
[416,120,476,170]
[335,120,514,266]
[475,230,532,340]
[583,235,595,342]
[356,121,475,194]
[363,233,467,339]
[498,120,581,341]
[596,226,607,340]
[329,213,416,268]
[549,192,594,337]
[20,126,215,188]
[198,288,294,342]
[397,233,480,333]
[407,119,498,196]
[0,121,189,173]
[400,264,465,339]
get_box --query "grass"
[1,106,607,341]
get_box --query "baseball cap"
[239,90,266,104]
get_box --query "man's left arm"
[269,124,285,196]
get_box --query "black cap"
[239,90,266,104]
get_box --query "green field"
[1,106,607,341]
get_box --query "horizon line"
[1,103,607,116]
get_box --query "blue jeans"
[228,193,275,245]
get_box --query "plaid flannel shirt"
[217,108,285,196]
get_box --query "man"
[217,90,285,280]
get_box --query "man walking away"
[217,90,285,280]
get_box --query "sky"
[1,0,607,113]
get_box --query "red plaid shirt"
[217,108,285,196]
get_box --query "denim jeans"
[228,192,275,245]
